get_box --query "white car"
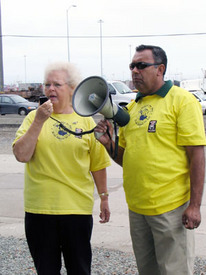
[191,91,206,115]
[107,80,136,107]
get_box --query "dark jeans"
[25,213,93,275]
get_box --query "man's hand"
[94,120,113,148]
[182,204,201,229]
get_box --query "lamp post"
[129,44,132,61]
[129,45,132,80]
[0,0,4,91]
[66,4,77,62]
[98,19,103,77]
[24,55,27,83]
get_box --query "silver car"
[0,94,38,116]
[107,81,136,107]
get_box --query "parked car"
[107,81,136,107]
[191,91,206,115]
[0,94,38,115]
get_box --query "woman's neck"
[53,105,74,114]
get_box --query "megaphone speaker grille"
[72,76,110,117]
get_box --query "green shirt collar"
[135,80,173,102]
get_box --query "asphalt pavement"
[0,114,206,257]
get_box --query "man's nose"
[132,66,140,73]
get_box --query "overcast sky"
[1,0,206,85]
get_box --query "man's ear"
[157,64,165,76]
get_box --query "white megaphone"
[72,76,130,127]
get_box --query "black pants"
[25,213,93,275]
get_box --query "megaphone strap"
[113,121,119,159]
[106,121,118,160]
[49,116,95,136]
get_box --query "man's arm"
[94,120,124,166]
[182,145,205,229]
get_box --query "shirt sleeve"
[177,93,206,146]
[12,110,36,146]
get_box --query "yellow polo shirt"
[13,111,111,215]
[119,81,206,215]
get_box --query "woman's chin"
[50,98,58,104]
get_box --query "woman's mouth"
[49,95,57,99]
[49,95,58,103]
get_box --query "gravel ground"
[0,236,206,275]
[0,236,139,275]
[1,115,206,274]
[1,236,206,275]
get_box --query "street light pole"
[24,55,27,83]
[129,44,132,61]
[0,0,4,91]
[98,19,103,77]
[66,5,76,62]
[129,45,132,80]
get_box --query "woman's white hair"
[44,62,82,88]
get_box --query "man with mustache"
[95,45,206,275]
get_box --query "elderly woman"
[13,62,111,275]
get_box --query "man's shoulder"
[169,85,195,100]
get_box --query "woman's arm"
[13,100,53,163]
[91,168,110,223]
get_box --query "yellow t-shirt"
[13,111,111,215]
[119,82,206,215]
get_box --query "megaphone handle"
[112,121,119,159]
[95,120,119,160]
[106,121,118,160]
[94,131,104,140]
[95,118,113,140]
[94,123,111,140]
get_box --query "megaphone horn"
[72,76,130,127]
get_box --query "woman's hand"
[99,197,110,223]
[35,100,53,123]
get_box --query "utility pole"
[66,5,77,62]
[0,0,4,91]
[98,19,103,77]
[24,55,27,83]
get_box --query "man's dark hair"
[136,45,167,75]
